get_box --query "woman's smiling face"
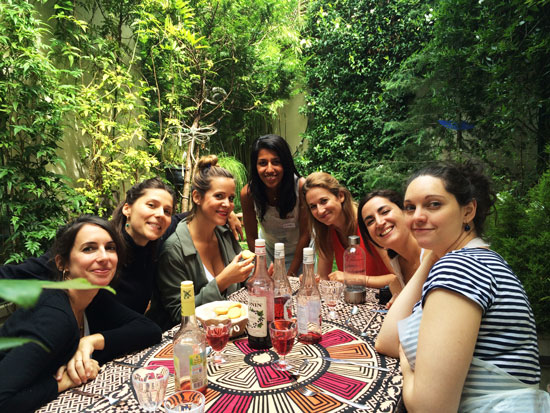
[361,196,407,249]
[194,177,236,226]
[403,175,471,255]
[66,224,118,286]
[123,188,174,246]
[305,187,345,227]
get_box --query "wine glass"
[269,320,297,371]
[205,317,232,364]
[320,280,344,320]
[131,366,169,412]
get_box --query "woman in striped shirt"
[380,162,549,412]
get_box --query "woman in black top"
[0,216,162,412]
[1,178,240,315]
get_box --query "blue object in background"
[438,120,475,130]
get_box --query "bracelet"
[365,275,370,288]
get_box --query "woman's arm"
[240,184,259,252]
[317,250,334,280]
[0,294,80,411]
[401,289,481,413]
[85,290,162,364]
[288,178,310,276]
[375,251,436,357]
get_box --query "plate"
[195,301,248,338]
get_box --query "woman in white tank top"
[240,135,310,276]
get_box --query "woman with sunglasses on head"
[381,161,548,412]
[148,155,255,331]
[303,172,390,282]
[241,134,310,276]
[0,216,162,412]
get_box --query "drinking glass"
[269,320,297,371]
[320,280,344,320]
[205,317,232,364]
[164,390,205,413]
[131,366,169,412]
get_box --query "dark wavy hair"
[52,215,126,281]
[358,189,404,259]
[111,177,175,252]
[406,161,496,237]
[248,134,301,221]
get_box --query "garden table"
[37,279,404,413]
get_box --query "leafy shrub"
[0,0,83,263]
[487,169,550,332]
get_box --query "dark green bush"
[487,169,550,332]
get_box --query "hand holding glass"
[205,318,232,364]
[269,320,297,371]
[320,280,344,320]
[131,366,169,412]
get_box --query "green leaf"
[0,337,49,352]
[0,279,115,309]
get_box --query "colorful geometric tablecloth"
[37,284,403,413]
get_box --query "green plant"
[300,0,433,196]
[217,155,248,212]
[50,1,160,216]
[0,278,115,351]
[0,0,83,263]
[487,169,550,331]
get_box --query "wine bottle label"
[189,351,207,390]
[248,295,268,336]
[296,300,321,334]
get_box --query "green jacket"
[147,220,242,331]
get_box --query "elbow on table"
[374,336,399,358]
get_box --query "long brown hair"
[303,172,356,259]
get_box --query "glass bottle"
[173,281,208,393]
[273,242,293,321]
[296,247,322,344]
[246,238,274,349]
[343,235,367,303]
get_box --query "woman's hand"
[59,334,105,385]
[56,359,100,392]
[216,253,255,292]
[328,271,344,283]
[227,211,243,241]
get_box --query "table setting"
[37,279,403,413]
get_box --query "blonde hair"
[303,172,357,259]
[187,155,234,221]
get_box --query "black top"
[0,289,162,412]
[0,213,188,313]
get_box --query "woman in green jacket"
[147,155,255,330]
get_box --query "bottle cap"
[349,235,360,245]
[180,281,195,317]
[274,242,284,259]
[254,238,266,255]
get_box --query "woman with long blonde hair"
[303,172,390,282]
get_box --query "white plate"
[195,301,248,337]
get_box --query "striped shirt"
[413,247,540,385]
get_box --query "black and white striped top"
[414,247,540,385]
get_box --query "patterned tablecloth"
[37,281,403,413]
